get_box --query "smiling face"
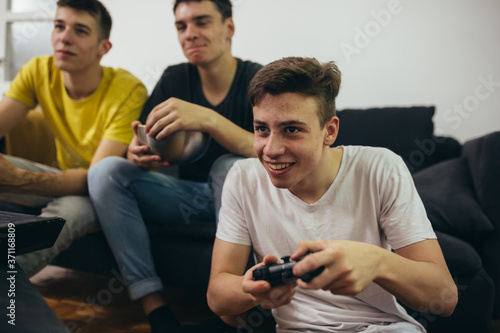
[174,1,234,66]
[253,92,340,200]
[51,6,110,74]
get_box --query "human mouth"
[57,50,76,56]
[268,163,293,170]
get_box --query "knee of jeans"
[88,156,134,194]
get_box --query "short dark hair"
[248,57,342,127]
[56,0,112,40]
[173,0,232,21]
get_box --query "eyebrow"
[54,19,92,32]
[175,14,212,25]
[254,120,308,127]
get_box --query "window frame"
[0,0,56,95]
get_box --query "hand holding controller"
[252,254,324,287]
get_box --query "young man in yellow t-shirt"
[0,0,147,276]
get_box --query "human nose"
[185,24,199,40]
[263,133,286,157]
[55,27,72,45]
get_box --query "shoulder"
[161,62,192,78]
[236,58,263,80]
[105,67,145,88]
[20,55,55,75]
[345,145,402,165]
[343,146,405,176]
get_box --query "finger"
[253,284,296,309]
[242,277,271,294]
[291,240,328,260]
[154,119,180,140]
[146,100,170,127]
[263,254,280,265]
[292,252,323,277]
[129,144,150,156]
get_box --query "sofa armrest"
[5,108,57,167]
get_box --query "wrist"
[373,247,396,284]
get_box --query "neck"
[197,51,237,106]
[62,65,103,100]
[290,147,344,204]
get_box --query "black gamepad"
[252,254,324,287]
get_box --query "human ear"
[324,116,339,146]
[98,39,112,58]
[225,17,235,41]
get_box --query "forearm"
[2,168,88,197]
[204,110,256,158]
[207,273,256,316]
[375,249,457,316]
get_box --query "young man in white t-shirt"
[207,57,458,332]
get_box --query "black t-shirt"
[139,59,262,182]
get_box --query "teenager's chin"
[268,177,292,189]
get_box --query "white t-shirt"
[217,146,436,333]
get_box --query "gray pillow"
[462,131,500,228]
[413,158,494,242]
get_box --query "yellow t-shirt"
[5,55,148,170]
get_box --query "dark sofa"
[1,106,498,333]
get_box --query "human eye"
[254,125,269,134]
[196,18,211,27]
[285,126,301,134]
[54,23,64,30]
[76,28,88,35]
[175,23,186,32]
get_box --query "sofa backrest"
[333,106,461,173]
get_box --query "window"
[0,0,56,94]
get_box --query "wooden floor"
[31,265,500,333]
[30,265,216,333]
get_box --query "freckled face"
[253,92,334,193]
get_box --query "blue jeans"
[88,154,241,300]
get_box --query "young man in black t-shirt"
[88,0,261,332]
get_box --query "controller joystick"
[252,253,324,287]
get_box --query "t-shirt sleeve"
[103,82,148,144]
[379,156,437,249]
[4,57,39,109]
[216,162,253,246]
[139,67,174,124]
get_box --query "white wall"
[88,0,500,143]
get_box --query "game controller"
[252,254,325,287]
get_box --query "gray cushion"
[413,158,494,241]
[462,131,500,228]
[334,106,436,173]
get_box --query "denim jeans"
[1,155,99,277]
[88,154,242,300]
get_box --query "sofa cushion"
[434,231,482,276]
[462,131,500,228]
[334,106,439,173]
[413,158,494,242]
